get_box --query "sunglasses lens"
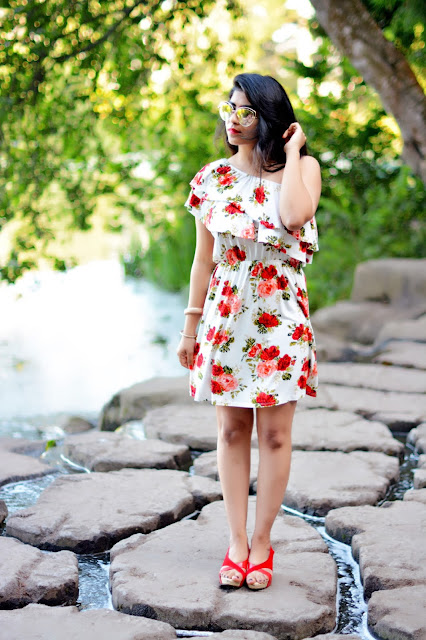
[237,108,255,127]
[218,102,232,121]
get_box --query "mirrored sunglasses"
[218,101,257,127]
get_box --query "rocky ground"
[0,258,425,640]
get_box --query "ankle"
[230,533,248,547]
[250,533,271,549]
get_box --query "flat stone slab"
[0,499,7,524]
[304,636,362,640]
[62,431,191,471]
[0,449,53,487]
[209,632,278,639]
[143,403,219,451]
[325,500,426,599]
[293,409,403,456]
[194,450,399,516]
[0,604,177,639]
[110,498,336,639]
[0,537,78,608]
[403,487,426,504]
[375,314,426,344]
[302,384,426,423]
[99,375,191,431]
[368,585,426,640]
[407,422,426,453]
[318,362,426,394]
[6,469,222,553]
[374,340,426,370]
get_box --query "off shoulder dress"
[185,158,319,408]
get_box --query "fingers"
[176,342,195,370]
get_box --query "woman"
[176,73,321,590]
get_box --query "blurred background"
[0,0,425,418]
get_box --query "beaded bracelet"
[180,330,197,339]
[184,307,203,315]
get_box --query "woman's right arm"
[176,219,216,370]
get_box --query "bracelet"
[180,330,197,339]
[184,307,203,315]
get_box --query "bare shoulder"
[300,155,320,172]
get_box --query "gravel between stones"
[0,537,78,608]
[6,469,222,552]
[0,604,177,639]
[110,498,337,639]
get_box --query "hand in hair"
[282,122,306,153]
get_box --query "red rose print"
[306,385,316,397]
[297,375,307,389]
[303,327,313,342]
[212,364,224,376]
[299,241,310,253]
[213,331,227,345]
[292,324,304,340]
[277,354,291,371]
[217,373,239,392]
[190,385,196,397]
[211,380,223,394]
[218,300,231,317]
[242,225,255,239]
[234,247,246,261]
[196,353,204,368]
[260,346,280,361]
[257,279,278,298]
[251,262,263,276]
[222,284,233,296]
[289,258,300,269]
[216,165,231,175]
[225,202,244,215]
[206,327,215,341]
[301,359,310,372]
[260,220,275,229]
[258,313,279,328]
[193,164,209,184]
[219,175,236,186]
[193,342,200,356]
[254,186,265,204]
[189,193,201,208]
[227,294,242,313]
[256,392,277,407]
[261,265,277,280]
[276,275,288,290]
[256,361,278,378]
[225,248,238,266]
[248,343,262,357]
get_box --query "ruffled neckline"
[225,161,282,187]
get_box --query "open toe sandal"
[219,547,249,588]
[246,547,274,590]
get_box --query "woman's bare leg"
[216,405,254,582]
[247,401,296,587]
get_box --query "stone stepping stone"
[373,341,426,370]
[375,314,426,344]
[403,487,426,504]
[0,537,78,608]
[110,498,337,639]
[62,431,191,471]
[368,584,426,640]
[100,375,191,431]
[0,499,7,524]
[0,604,177,639]
[6,469,222,553]
[194,450,399,516]
[0,448,53,487]
[143,403,218,451]
[209,632,278,639]
[304,636,362,640]
[413,455,426,489]
[292,409,403,456]
[303,384,426,423]
[318,362,426,394]
[407,422,426,453]
[325,498,426,599]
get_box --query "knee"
[262,427,290,451]
[218,417,251,446]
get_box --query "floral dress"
[185,158,319,408]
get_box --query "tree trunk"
[309,0,426,183]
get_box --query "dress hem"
[188,390,316,408]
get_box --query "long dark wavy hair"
[217,73,308,173]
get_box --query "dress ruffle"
[185,159,319,266]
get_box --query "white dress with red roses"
[185,158,319,408]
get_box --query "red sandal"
[246,547,274,590]
[219,547,249,588]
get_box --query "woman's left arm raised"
[279,122,321,231]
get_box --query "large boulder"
[0,604,177,640]
[99,376,190,431]
[6,469,222,553]
[0,537,78,608]
[62,431,191,471]
[110,498,337,639]
[350,259,426,307]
